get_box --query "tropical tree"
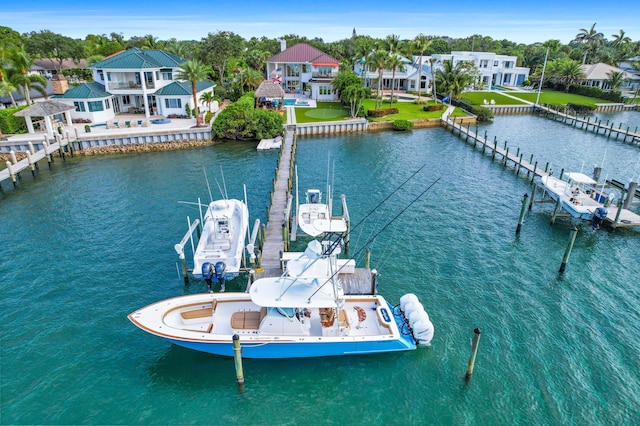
[387,54,405,107]
[243,68,265,91]
[428,57,438,101]
[610,30,631,50]
[573,23,604,64]
[0,45,17,106]
[200,91,215,112]
[341,84,367,118]
[412,34,433,100]
[198,31,245,85]
[547,58,585,91]
[435,60,474,101]
[24,30,85,72]
[606,70,625,91]
[176,60,213,126]
[386,34,401,54]
[368,49,389,109]
[6,47,47,104]
[332,70,361,97]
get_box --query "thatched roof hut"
[254,81,285,100]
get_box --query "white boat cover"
[566,172,597,185]
[249,275,343,308]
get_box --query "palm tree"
[435,60,474,101]
[199,91,215,112]
[244,68,265,91]
[573,23,604,64]
[176,60,212,126]
[428,57,438,102]
[554,59,585,91]
[387,54,405,107]
[0,47,17,106]
[610,30,631,50]
[368,49,389,109]
[606,70,625,91]
[386,34,401,54]
[7,47,47,104]
[412,34,433,101]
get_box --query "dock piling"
[559,227,579,274]
[465,328,482,382]
[232,334,245,392]
[516,193,528,234]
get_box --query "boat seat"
[338,309,350,328]
[230,307,267,330]
[181,307,213,320]
[320,308,335,327]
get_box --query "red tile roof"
[266,43,339,66]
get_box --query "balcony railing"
[107,81,155,90]
[312,72,337,78]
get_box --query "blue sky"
[3,0,639,45]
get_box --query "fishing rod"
[349,163,427,234]
[309,175,441,302]
[322,163,428,256]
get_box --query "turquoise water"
[1,114,639,425]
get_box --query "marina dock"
[442,115,640,229]
[255,126,376,294]
[535,104,640,144]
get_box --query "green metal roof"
[154,81,214,96]
[55,82,110,99]
[90,48,186,70]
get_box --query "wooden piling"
[516,193,528,234]
[232,334,245,392]
[559,227,578,274]
[465,328,482,381]
[365,249,371,270]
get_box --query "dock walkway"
[441,112,640,229]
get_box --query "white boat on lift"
[297,188,347,237]
[191,198,249,287]
[130,241,434,359]
[541,172,612,229]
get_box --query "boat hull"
[128,293,420,359]
[541,175,606,220]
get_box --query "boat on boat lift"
[540,172,613,230]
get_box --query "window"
[504,74,512,84]
[122,95,131,105]
[73,101,85,112]
[104,99,110,109]
[88,100,104,112]
[164,98,182,108]
[319,85,333,96]
[317,66,332,76]
[480,60,489,68]
[106,72,112,81]
[494,61,499,67]
[286,64,300,77]
[162,71,173,80]
[98,71,104,81]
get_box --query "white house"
[354,54,413,92]
[55,48,214,124]
[581,63,638,92]
[265,42,340,101]
[430,51,530,89]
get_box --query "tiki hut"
[254,81,285,110]
[14,100,76,136]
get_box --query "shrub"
[423,104,444,111]
[569,84,622,102]
[212,93,283,140]
[367,108,399,118]
[392,120,413,131]
[471,106,494,122]
[0,106,29,134]
[204,111,214,124]
[567,103,596,114]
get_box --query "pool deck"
[4,114,199,143]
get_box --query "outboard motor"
[214,261,227,292]
[592,207,608,231]
[202,262,214,292]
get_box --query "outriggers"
[129,240,434,359]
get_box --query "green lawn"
[294,102,349,123]
[362,99,455,121]
[505,90,614,107]
[292,99,468,123]
[460,92,528,106]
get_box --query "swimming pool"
[150,118,171,124]
[283,99,296,106]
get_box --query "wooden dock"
[535,104,640,144]
[442,116,640,229]
[255,127,377,294]
[1,137,73,188]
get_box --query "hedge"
[569,84,622,103]
[423,104,444,111]
[367,108,399,117]
[0,106,29,135]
